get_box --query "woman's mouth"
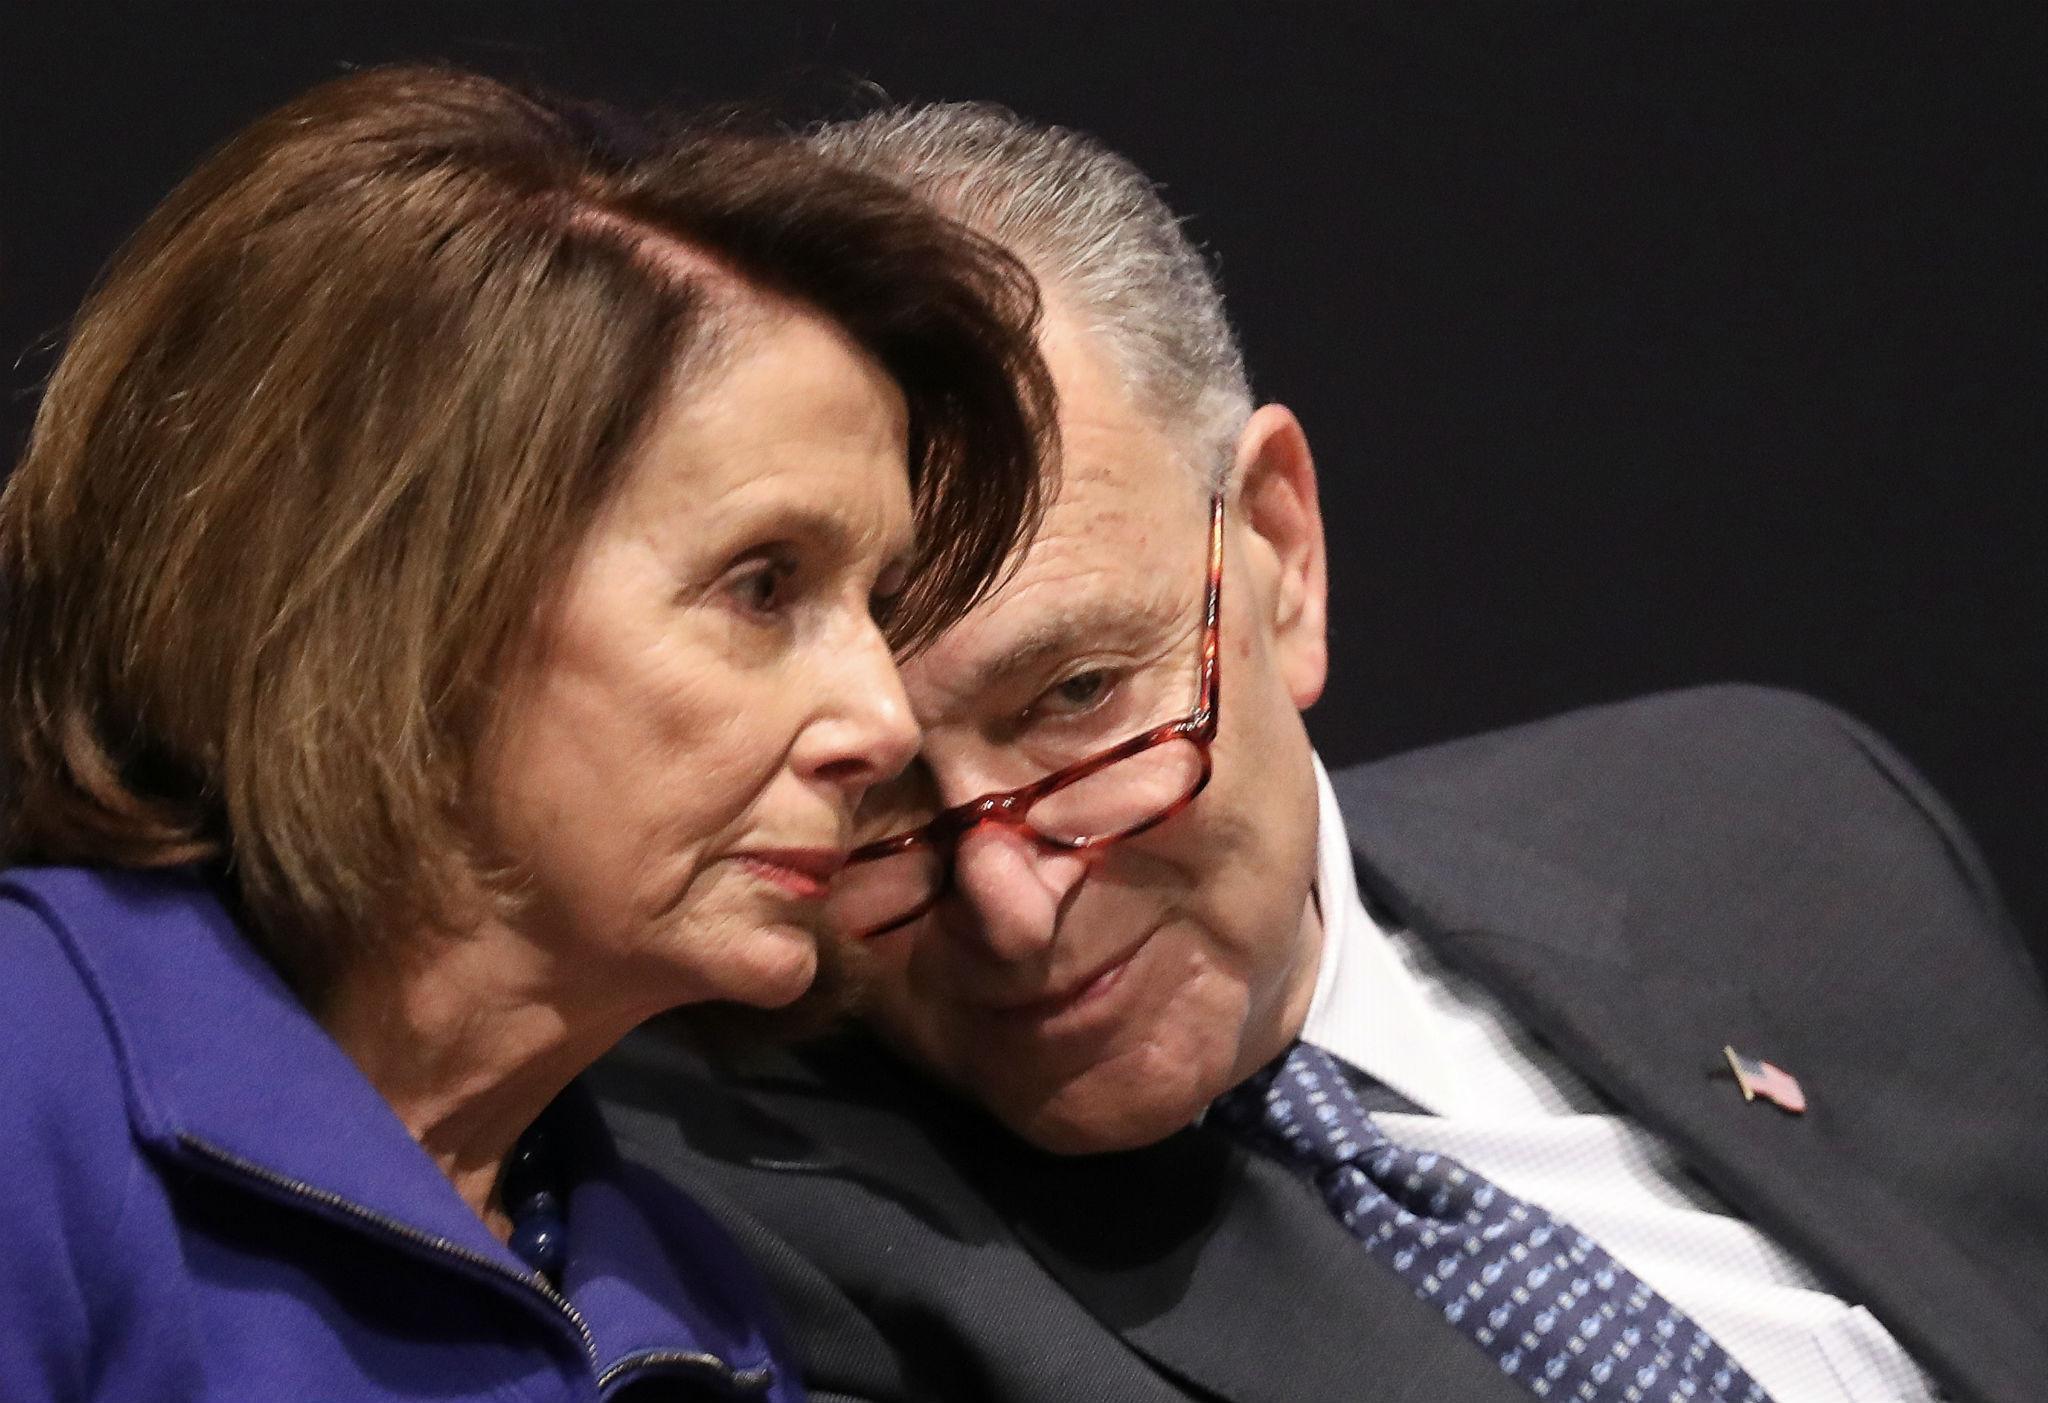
[735,847,848,902]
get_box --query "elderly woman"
[0,66,1051,1400]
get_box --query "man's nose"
[941,822,1089,962]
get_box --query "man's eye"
[1039,669,1115,716]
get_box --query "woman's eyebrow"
[703,501,916,563]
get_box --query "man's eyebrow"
[958,601,1173,699]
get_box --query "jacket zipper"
[176,1134,602,1374]
[597,1350,774,1394]
[176,1135,775,1396]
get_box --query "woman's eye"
[867,559,910,624]
[868,586,901,627]
[728,558,794,617]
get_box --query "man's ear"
[1232,404,1327,710]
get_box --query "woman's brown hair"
[0,65,1054,1001]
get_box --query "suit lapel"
[975,1118,1531,1403]
[715,1031,1534,1403]
[1335,776,2048,1403]
[710,1032,1522,1402]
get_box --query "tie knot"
[1211,1041,1388,1172]
[1206,1049,1775,1402]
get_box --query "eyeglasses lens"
[825,737,1207,938]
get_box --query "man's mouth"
[977,938,1148,1023]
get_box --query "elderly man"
[593,105,2048,1403]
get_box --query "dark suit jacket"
[593,686,2048,1403]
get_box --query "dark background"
[5,4,2043,966]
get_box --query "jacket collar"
[733,1030,1531,1403]
[6,865,781,1390]
[1326,766,2048,1403]
[6,865,499,1248]
[977,1111,1533,1403]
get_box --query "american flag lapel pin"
[1723,1045,1807,1115]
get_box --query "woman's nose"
[798,621,921,797]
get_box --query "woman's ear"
[1231,404,1328,710]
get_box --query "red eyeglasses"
[827,490,1225,939]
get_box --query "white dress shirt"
[1299,754,1937,1403]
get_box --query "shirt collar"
[1299,752,1472,1114]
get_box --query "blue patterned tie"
[1212,1042,1773,1403]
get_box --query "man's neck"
[1241,885,1327,1091]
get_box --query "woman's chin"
[643,925,850,1053]
[709,922,822,1010]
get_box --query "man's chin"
[995,1079,1210,1156]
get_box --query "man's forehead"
[903,536,1180,718]
[903,298,1214,721]
[1037,293,1215,512]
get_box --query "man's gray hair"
[810,102,1251,489]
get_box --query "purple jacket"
[0,865,807,1402]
